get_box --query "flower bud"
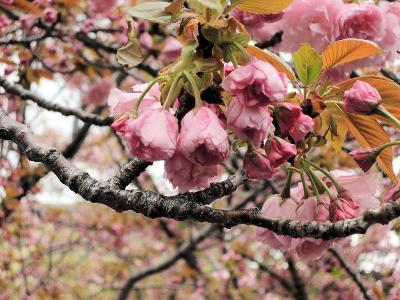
[348,148,377,172]
[384,183,400,202]
[244,150,277,179]
[265,137,297,167]
[343,81,382,115]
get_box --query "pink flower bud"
[348,148,377,172]
[179,107,230,166]
[333,197,359,221]
[343,81,382,115]
[1,0,14,4]
[384,183,400,202]
[111,117,128,134]
[289,114,314,142]
[244,150,277,179]
[221,58,288,107]
[124,109,179,162]
[226,98,273,147]
[265,137,297,167]
[165,152,220,192]
[276,103,314,142]
[41,7,58,24]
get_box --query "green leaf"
[292,44,322,85]
[129,1,171,24]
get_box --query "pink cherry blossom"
[380,3,400,62]
[138,33,153,50]
[84,79,114,105]
[164,152,220,192]
[107,83,161,116]
[41,7,58,24]
[179,107,229,166]
[257,170,380,260]
[265,137,297,167]
[20,14,37,33]
[221,58,288,107]
[231,9,283,42]
[331,170,380,211]
[225,98,273,147]
[124,109,179,162]
[88,0,118,15]
[343,81,382,115]
[244,150,277,179]
[339,4,385,41]
[292,195,333,261]
[256,195,298,252]
[278,0,345,52]
[0,15,10,28]
[160,37,183,65]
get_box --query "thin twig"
[329,248,373,300]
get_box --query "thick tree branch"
[108,159,153,189]
[0,77,113,126]
[2,109,400,240]
[118,185,267,300]
[329,248,373,300]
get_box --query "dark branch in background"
[0,77,114,126]
[255,31,283,49]
[381,68,400,85]
[240,253,293,293]
[287,256,308,300]
[74,32,158,77]
[329,248,373,300]
[1,109,400,240]
[118,184,269,300]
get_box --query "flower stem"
[163,73,183,109]
[132,76,166,117]
[183,71,202,108]
[300,171,310,198]
[281,168,293,199]
[303,159,343,197]
[301,161,321,203]
[375,106,400,127]
[375,141,400,155]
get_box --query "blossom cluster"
[235,0,400,67]
[257,171,380,260]
[108,58,314,192]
